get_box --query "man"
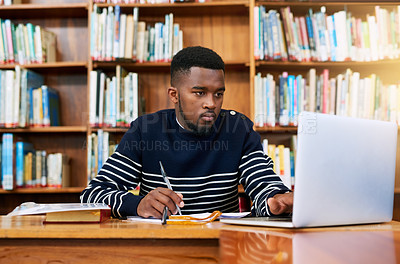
[81,46,293,218]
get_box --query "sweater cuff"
[119,193,145,217]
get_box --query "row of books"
[90,66,139,128]
[1,133,70,190]
[0,67,60,128]
[0,19,56,65]
[0,0,20,5]
[87,130,118,183]
[254,5,400,62]
[254,68,400,127]
[91,6,183,62]
[262,136,297,190]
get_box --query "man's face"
[173,67,225,136]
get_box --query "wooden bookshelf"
[0,187,83,194]
[1,0,399,220]
[89,127,128,133]
[95,1,249,16]
[93,60,248,71]
[256,59,400,68]
[0,126,87,133]
[0,61,87,70]
[255,126,298,133]
[0,1,88,214]
[0,3,88,19]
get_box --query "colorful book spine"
[1,133,13,190]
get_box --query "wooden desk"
[1,216,400,264]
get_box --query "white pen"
[159,161,182,215]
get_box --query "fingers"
[158,188,184,212]
[267,197,283,215]
[267,193,293,215]
[137,188,184,218]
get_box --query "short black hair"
[170,46,225,86]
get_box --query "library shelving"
[0,0,399,220]
[0,0,88,214]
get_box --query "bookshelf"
[252,0,400,221]
[0,1,399,220]
[0,0,88,214]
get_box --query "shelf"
[96,1,249,8]
[90,127,129,133]
[93,60,248,71]
[0,126,87,133]
[0,61,87,70]
[255,126,298,133]
[255,1,400,17]
[256,1,400,7]
[0,3,89,19]
[255,59,400,69]
[0,187,84,194]
[95,1,249,16]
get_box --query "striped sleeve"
[80,151,143,218]
[80,121,144,218]
[238,130,291,216]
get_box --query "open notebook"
[221,112,398,228]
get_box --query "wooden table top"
[220,222,400,264]
[0,216,223,239]
[2,217,400,263]
[1,215,400,239]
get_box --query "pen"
[161,206,169,225]
[159,161,182,215]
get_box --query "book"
[1,133,17,190]
[7,202,111,223]
[41,85,60,126]
[19,69,44,127]
[15,141,34,188]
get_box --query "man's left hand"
[267,192,293,215]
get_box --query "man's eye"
[195,92,204,96]
[215,92,224,97]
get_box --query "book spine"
[5,20,14,63]
[322,69,329,114]
[89,71,98,126]
[41,85,50,127]
[119,13,127,59]
[4,70,14,128]
[2,133,13,190]
[48,87,60,126]
[15,141,24,188]
[1,20,9,63]
[113,5,120,60]
[12,65,20,128]
[41,150,47,187]
[254,6,260,60]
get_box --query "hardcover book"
[7,202,111,223]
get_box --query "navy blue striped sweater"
[80,109,290,217]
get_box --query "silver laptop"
[221,112,398,228]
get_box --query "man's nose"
[203,94,216,109]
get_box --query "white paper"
[126,212,251,224]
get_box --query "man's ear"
[168,87,178,104]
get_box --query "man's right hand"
[137,187,184,218]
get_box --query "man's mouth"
[200,112,216,122]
